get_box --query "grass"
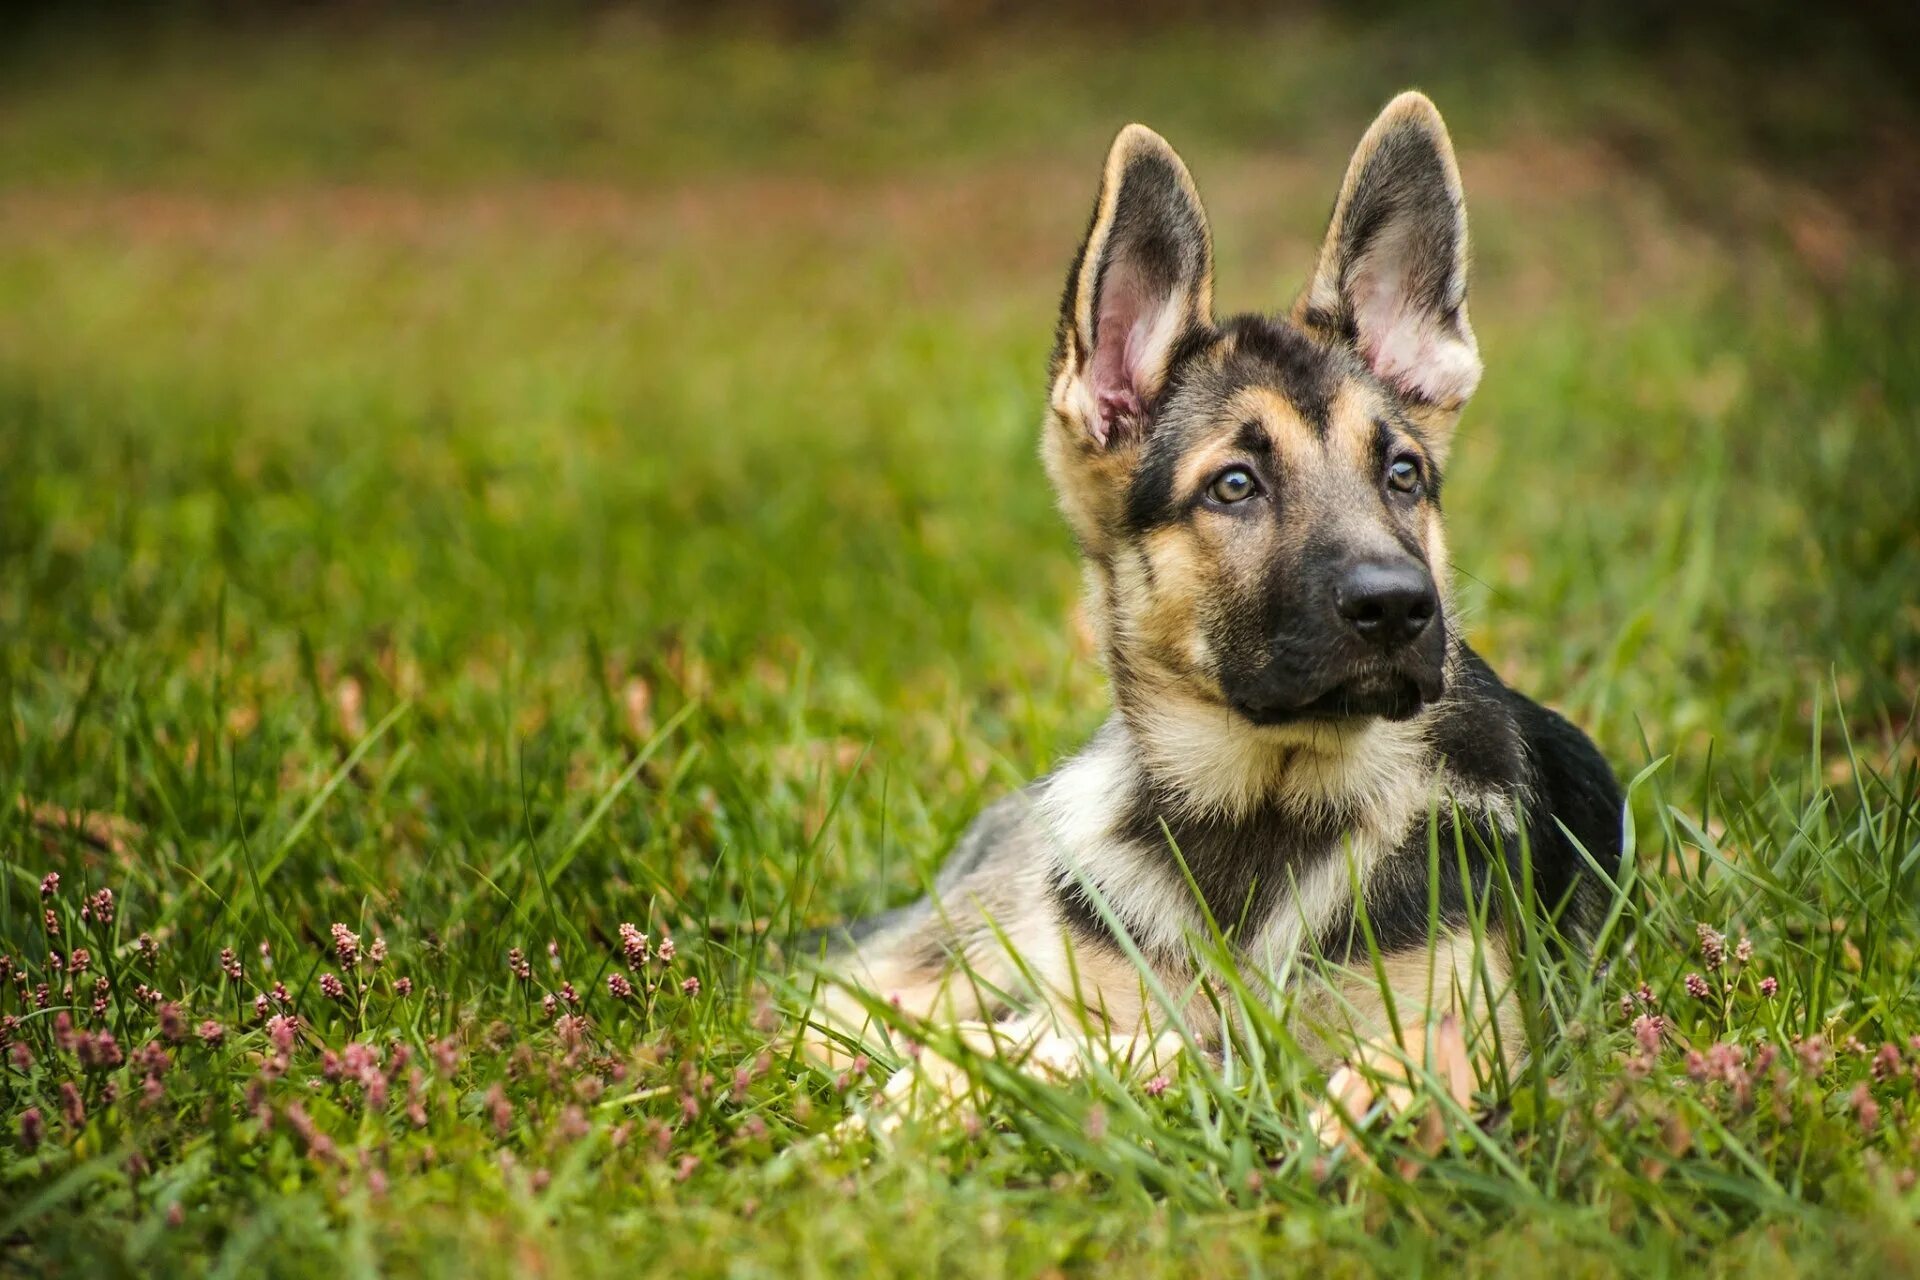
[2,10,1918,1276]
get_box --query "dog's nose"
[1335,560,1437,649]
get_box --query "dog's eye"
[1208,467,1259,505]
[1386,457,1423,495]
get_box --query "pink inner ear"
[1087,274,1147,445]
[1348,243,1481,407]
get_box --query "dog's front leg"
[1305,930,1520,1155]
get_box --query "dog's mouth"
[1229,673,1434,728]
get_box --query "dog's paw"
[1308,1013,1474,1159]
[830,1023,1186,1143]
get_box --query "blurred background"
[2,2,1915,917]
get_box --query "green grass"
[2,12,1918,1276]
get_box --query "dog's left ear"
[1052,124,1214,449]
[1295,92,1481,421]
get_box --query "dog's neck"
[1113,690,1435,837]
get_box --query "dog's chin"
[1229,675,1433,730]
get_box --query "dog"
[802,92,1622,1139]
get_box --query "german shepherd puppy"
[807,92,1622,1133]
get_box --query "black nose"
[1335,560,1437,649]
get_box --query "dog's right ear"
[1050,125,1214,450]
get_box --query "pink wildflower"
[59,1081,85,1129]
[1144,1075,1170,1097]
[1633,1014,1666,1055]
[619,923,649,968]
[507,948,531,981]
[158,1003,186,1043]
[1873,1043,1903,1081]
[40,873,59,898]
[1797,1036,1830,1073]
[136,933,157,963]
[196,1021,225,1048]
[1684,973,1711,1000]
[266,1014,299,1052]
[1696,925,1727,972]
[319,972,347,1001]
[1760,976,1779,998]
[657,936,676,964]
[219,948,243,982]
[393,977,413,997]
[79,1030,122,1070]
[681,976,700,996]
[368,937,387,966]
[253,993,271,1020]
[1852,1082,1881,1133]
[19,1107,43,1151]
[485,1083,512,1136]
[330,923,360,969]
[607,972,633,1000]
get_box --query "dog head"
[1045,92,1479,735]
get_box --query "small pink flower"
[541,993,558,1019]
[1684,973,1711,1000]
[485,1083,512,1136]
[9,1042,32,1071]
[1760,976,1779,998]
[1796,1036,1830,1073]
[1684,1050,1710,1083]
[432,1038,460,1077]
[196,1021,225,1047]
[331,924,361,969]
[619,923,649,968]
[507,948,531,982]
[1852,1082,1880,1132]
[607,972,633,1000]
[1696,924,1727,971]
[67,948,90,974]
[560,981,580,1007]
[253,993,270,1020]
[59,1081,85,1129]
[657,936,676,964]
[681,976,700,996]
[557,1105,590,1142]
[79,1030,123,1070]
[266,1014,299,1052]
[393,977,413,997]
[40,873,59,898]
[18,1107,42,1151]
[1733,936,1753,965]
[158,1003,186,1043]
[1873,1043,1903,1081]
[368,937,387,966]
[1144,1075,1170,1097]
[319,973,347,1001]
[136,933,157,963]
[675,1154,700,1181]
[219,948,243,982]
[1632,1013,1667,1055]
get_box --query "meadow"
[2,10,1917,1275]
